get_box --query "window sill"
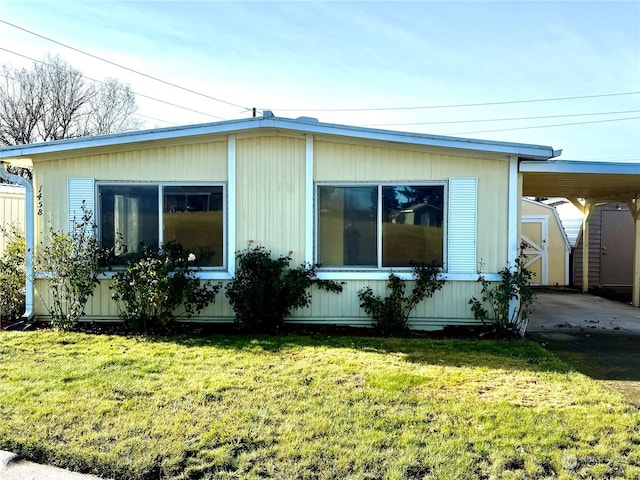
[315,271,502,282]
[97,271,234,281]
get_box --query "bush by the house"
[111,243,222,332]
[36,203,106,331]
[0,225,26,324]
[358,262,446,336]
[226,244,344,333]
[468,254,535,337]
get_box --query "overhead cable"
[0,47,226,122]
[0,19,250,111]
[445,116,640,135]
[266,91,640,113]
[364,110,640,127]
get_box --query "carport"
[520,160,640,307]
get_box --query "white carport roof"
[521,160,639,200]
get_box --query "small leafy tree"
[226,244,343,333]
[358,262,446,336]
[36,203,106,330]
[468,254,535,336]
[0,224,26,324]
[110,243,222,332]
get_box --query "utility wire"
[445,116,640,135]
[0,47,226,122]
[134,113,179,126]
[0,19,250,111]
[267,91,640,113]
[4,19,639,123]
[3,19,638,120]
[364,110,640,127]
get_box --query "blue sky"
[1,1,639,163]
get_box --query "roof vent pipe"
[0,163,34,320]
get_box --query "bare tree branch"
[0,53,143,148]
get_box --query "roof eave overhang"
[521,160,640,201]
[0,116,556,161]
[520,160,640,175]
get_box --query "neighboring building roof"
[541,199,584,247]
[0,184,26,195]
[0,113,559,161]
[522,197,572,249]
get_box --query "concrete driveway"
[0,450,107,480]
[528,291,640,335]
[527,291,640,406]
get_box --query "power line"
[0,19,251,112]
[364,110,640,127]
[0,47,226,122]
[445,116,640,135]
[266,91,640,113]
[134,113,179,126]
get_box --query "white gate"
[521,215,548,286]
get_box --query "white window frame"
[96,181,230,279]
[314,181,448,277]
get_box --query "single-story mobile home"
[1,114,638,325]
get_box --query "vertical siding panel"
[236,135,306,262]
[292,279,484,329]
[34,140,228,231]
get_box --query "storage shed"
[0,184,25,255]
[520,198,571,286]
[573,202,634,292]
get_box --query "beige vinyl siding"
[0,186,25,254]
[290,280,485,329]
[314,139,510,272]
[34,277,482,326]
[33,140,227,235]
[34,279,236,321]
[235,135,306,264]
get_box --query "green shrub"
[358,262,445,336]
[468,254,535,336]
[0,225,26,324]
[36,203,106,330]
[110,243,222,332]
[226,244,343,333]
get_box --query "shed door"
[601,208,634,286]
[521,216,548,286]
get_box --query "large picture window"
[99,184,225,267]
[317,184,445,269]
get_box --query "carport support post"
[630,195,640,307]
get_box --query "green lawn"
[0,332,638,480]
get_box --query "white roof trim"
[0,116,556,160]
[520,160,640,174]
